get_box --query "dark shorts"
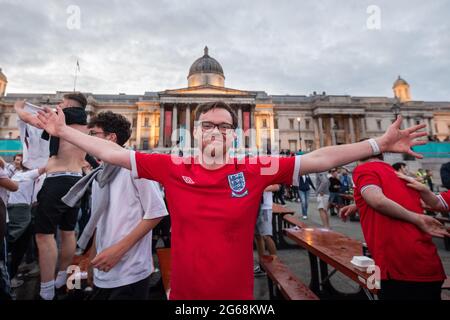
[34,175,82,234]
[89,276,151,300]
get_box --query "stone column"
[185,104,191,149]
[158,104,165,147]
[237,105,243,149]
[249,105,256,150]
[318,117,324,147]
[330,117,337,145]
[360,117,366,139]
[348,116,355,143]
[172,104,178,147]
[429,117,436,136]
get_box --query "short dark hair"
[13,153,23,160]
[88,111,131,146]
[64,92,87,109]
[194,101,238,129]
[392,162,406,172]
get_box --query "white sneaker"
[302,216,308,220]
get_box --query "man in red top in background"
[27,100,427,300]
[353,154,448,300]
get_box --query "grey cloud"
[0,0,449,100]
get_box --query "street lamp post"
[297,117,302,151]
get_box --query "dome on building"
[187,47,225,87]
[188,46,224,77]
[393,75,408,88]
[0,68,7,82]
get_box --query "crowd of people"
[0,92,449,301]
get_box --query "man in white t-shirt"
[254,184,279,276]
[63,111,168,300]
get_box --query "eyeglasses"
[199,121,234,133]
[89,130,107,137]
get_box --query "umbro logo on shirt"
[182,176,195,184]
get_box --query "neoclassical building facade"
[1,48,449,153]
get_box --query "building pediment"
[161,84,253,96]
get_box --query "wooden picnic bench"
[156,248,171,299]
[283,214,308,229]
[284,227,378,300]
[260,255,319,300]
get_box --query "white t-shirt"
[18,103,50,169]
[92,168,168,288]
[261,191,273,210]
[9,169,42,205]
[0,168,9,206]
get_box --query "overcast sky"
[1,0,449,101]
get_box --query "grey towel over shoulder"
[62,163,122,249]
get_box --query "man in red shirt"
[353,154,448,300]
[29,100,427,299]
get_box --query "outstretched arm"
[300,116,427,175]
[33,106,131,169]
[396,172,446,211]
[361,185,449,238]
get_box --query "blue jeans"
[299,190,310,217]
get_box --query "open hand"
[36,106,66,137]
[415,214,450,238]
[395,172,429,193]
[340,204,358,222]
[377,116,427,158]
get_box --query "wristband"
[368,138,381,155]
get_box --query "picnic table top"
[272,203,295,214]
[284,227,377,291]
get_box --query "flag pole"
[73,60,79,91]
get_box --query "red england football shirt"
[353,161,445,282]
[130,152,300,299]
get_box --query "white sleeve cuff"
[437,194,449,211]
[360,184,381,194]
[292,155,301,186]
[130,151,139,179]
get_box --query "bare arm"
[33,106,131,169]
[91,217,163,272]
[396,172,444,211]
[0,178,18,192]
[300,116,427,175]
[265,184,280,192]
[362,186,449,237]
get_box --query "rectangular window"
[262,119,268,128]
[142,138,149,150]
[3,116,9,127]
[289,119,294,130]
[376,119,382,131]
[274,118,278,129]
[132,118,137,128]
[144,117,149,127]
[305,119,310,130]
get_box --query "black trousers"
[89,276,151,300]
[379,280,443,300]
[8,223,33,278]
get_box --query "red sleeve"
[130,151,172,184]
[438,191,450,211]
[252,155,301,187]
[353,165,382,194]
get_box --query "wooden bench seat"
[260,255,319,300]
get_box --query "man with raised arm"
[14,93,88,300]
[31,101,428,300]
